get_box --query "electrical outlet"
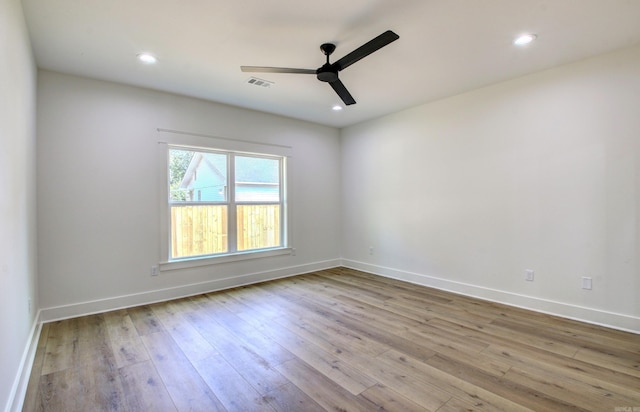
[291,248,296,256]
[151,266,159,276]
[581,277,592,290]
[525,269,534,281]
[28,299,32,314]
[369,246,374,255]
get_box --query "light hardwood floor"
[23,267,640,411]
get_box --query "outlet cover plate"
[525,269,534,281]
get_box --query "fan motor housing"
[316,65,338,82]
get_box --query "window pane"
[167,146,286,262]
[235,156,280,202]
[170,149,227,202]
[237,205,280,251]
[171,205,228,258]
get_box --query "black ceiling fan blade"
[332,30,399,71]
[241,66,316,74]
[329,79,356,105]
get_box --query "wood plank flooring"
[23,267,640,411]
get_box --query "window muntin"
[168,146,285,261]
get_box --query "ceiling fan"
[241,30,399,106]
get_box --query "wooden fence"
[237,205,280,251]
[171,204,280,258]
[171,205,228,258]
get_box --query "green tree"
[169,149,194,201]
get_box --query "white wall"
[0,0,38,410]
[341,46,640,332]
[36,71,341,319]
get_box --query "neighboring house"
[178,152,279,202]
[178,152,227,201]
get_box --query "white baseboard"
[40,259,341,322]
[6,311,42,412]
[341,259,640,334]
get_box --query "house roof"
[179,153,226,190]
[179,152,279,190]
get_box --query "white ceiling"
[22,0,640,128]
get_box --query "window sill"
[159,247,293,272]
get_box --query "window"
[167,145,286,261]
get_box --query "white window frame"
[157,132,292,272]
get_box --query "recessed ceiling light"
[514,34,537,46]
[332,105,343,111]
[137,53,157,64]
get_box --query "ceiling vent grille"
[246,77,274,88]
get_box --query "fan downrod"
[317,43,338,82]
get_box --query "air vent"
[246,77,274,88]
